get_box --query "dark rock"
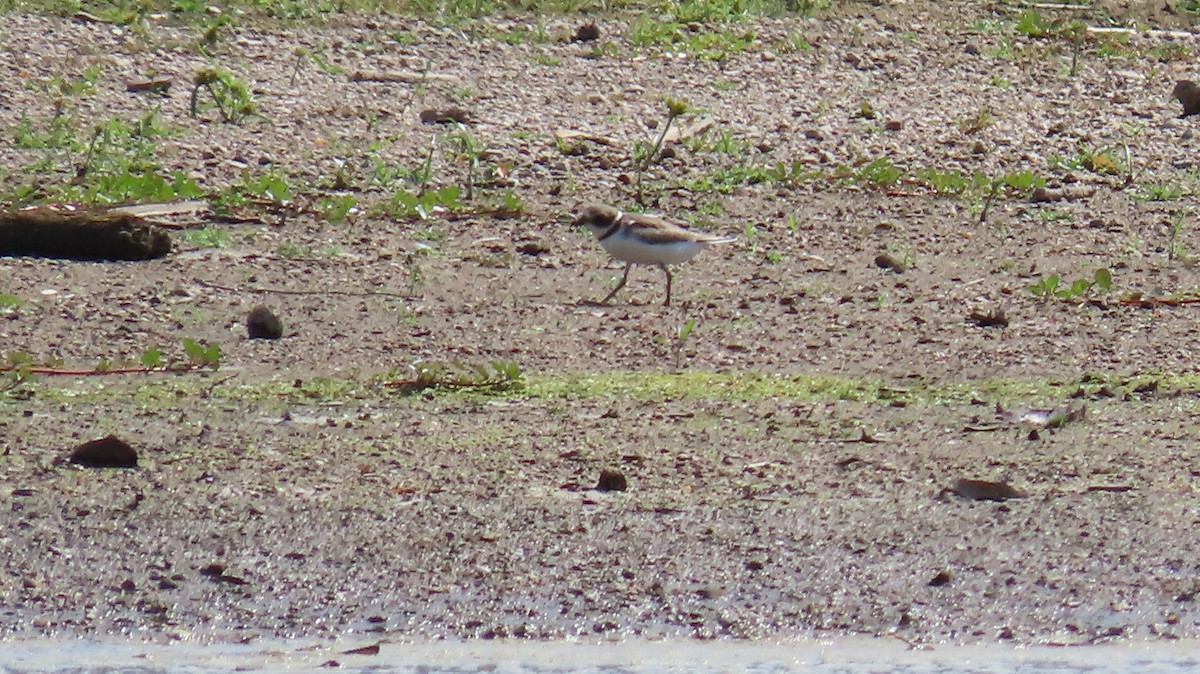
[0,209,170,261]
[874,252,906,273]
[596,467,627,492]
[1174,80,1200,117]
[199,563,226,578]
[927,570,952,587]
[967,306,1008,328]
[573,21,600,42]
[952,478,1023,501]
[247,305,283,340]
[69,435,138,468]
[419,107,473,124]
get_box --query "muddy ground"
[4,0,1200,648]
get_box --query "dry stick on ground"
[0,364,215,376]
[1118,295,1200,307]
[195,279,412,299]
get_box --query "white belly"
[601,234,706,266]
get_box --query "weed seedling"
[673,318,697,370]
[189,67,259,124]
[633,97,690,205]
[1168,210,1191,262]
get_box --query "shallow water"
[3,639,1200,674]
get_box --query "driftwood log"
[0,209,171,261]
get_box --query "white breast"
[600,229,708,265]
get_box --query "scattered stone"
[1174,80,1200,117]
[126,77,172,94]
[1030,186,1097,203]
[928,570,952,587]
[342,643,381,656]
[69,435,138,468]
[952,478,1023,502]
[884,120,903,131]
[516,241,550,256]
[199,563,226,578]
[247,305,283,340]
[967,306,1008,328]
[596,467,627,492]
[0,208,171,261]
[874,252,906,273]
[419,107,474,124]
[573,21,600,42]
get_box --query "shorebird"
[576,203,737,306]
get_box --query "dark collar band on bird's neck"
[597,210,625,241]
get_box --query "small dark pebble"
[69,435,138,468]
[573,21,600,42]
[596,467,627,492]
[199,563,226,578]
[516,241,550,256]
[247,305,283,340]
[419,107,473,124]
[874,253,906,273]
[927,570,952,587]
[953,478,1023,501]
[967,307,1008,328]
[1174,80,1200,117]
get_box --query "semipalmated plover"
[576,203,736,306]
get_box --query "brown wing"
[621,212,725,245]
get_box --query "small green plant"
[1029,268,1113,302]
[1015,10,1054,38]
[140,347,163,369]
[180,227,231,248]
[1168,210,1191,261]
[387,185,463,220]
[182,338,221,369]
[978,170,1046,224]
[956,108,995,134]
[189,66,259,124]
[444,126,485,200]
[1134,181,1188,202]
[848,157,903,188]
[290,46,344,85]
[389,359,523,395]
[633,97,690,204]
[673,318,697,369]
[317,194,358,222]
[0,351,37,396]
[29,64,101,100]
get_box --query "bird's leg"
[659,263,673,307]
[602,262,633,304]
